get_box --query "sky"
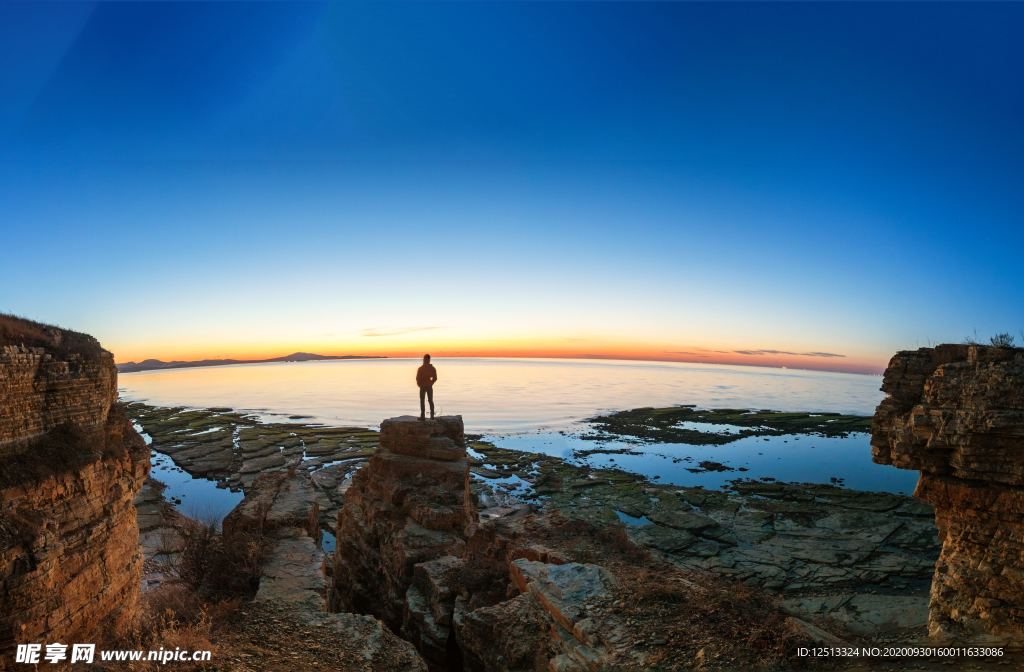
[1,1,1022,375]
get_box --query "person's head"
[423,354,431,363]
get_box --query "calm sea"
[120,357,919,499]
[119,357,884,430]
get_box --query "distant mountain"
[117,352,386,373]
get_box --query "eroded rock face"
[0,344,116,451]
[329,416,477,630]
[872,344,1024,642]
[0,345,149,666]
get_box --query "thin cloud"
[733,349,845,358]
[359,326,441,338]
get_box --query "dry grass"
[0,312,106,361]
[613,566,817,670]
[92,586,217,672]
[547,517,652,565]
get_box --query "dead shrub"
[205,526,273,597]
[172,518,271,598]
[991,332,1016,347]
[174,519,219,591]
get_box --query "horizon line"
[116,350,885,376]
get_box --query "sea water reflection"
[120,358,916,494]
[487,429,919,495]
[119,357,884,432]
[134,425,244,523]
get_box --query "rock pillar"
[329,415,477,630]
[872,344,1024,643]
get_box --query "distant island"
[116,352,387,373]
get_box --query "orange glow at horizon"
[113,338,885,376]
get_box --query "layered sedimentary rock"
[0,334,148,667]
[329,416,668,671]
[0,344,117,452]
[872,344,1024,642]
[330,416,476,630]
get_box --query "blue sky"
[1,1,1022,373]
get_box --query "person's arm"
[431,366,438,385]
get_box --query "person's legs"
[419,386,426,418]
[426,386,434,417]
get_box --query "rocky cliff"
[872,344,1024,643]
[0,344,117,453]
[0,326,148,667]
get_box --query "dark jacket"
[416,363,437,388]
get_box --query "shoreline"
[123,399,940,640]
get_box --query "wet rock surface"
[586,406,873,446]
[468,437,941,637]
[123,402,379,533]
[873,344,1024,645]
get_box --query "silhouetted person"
[416,354,437,420]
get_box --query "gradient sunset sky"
[1,1,1022,375]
